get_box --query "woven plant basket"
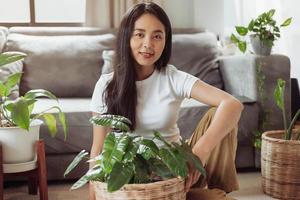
[93,177,186,200]
[261,130,300,199]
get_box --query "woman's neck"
[136,65,155,81]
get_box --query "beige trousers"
[186,107,239,200]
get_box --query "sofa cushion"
[4,33,116,97]
[170,32,223,89]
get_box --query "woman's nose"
[143,36,152,48]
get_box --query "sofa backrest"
[3,26,222,98]
[4,27,116,97]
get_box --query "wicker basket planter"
[261,130,300,199]
[93,177,186,200]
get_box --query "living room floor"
[4,171,277,200]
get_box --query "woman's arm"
[89,112,110,200]
[190,80,244,164]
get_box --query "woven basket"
[93,177,186,200]
[261,130,300,199]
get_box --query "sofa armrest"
[219,54,291,130]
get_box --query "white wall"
[193,0,224,35]
[163,0,194,28]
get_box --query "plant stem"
[282,98,289,139]
[295,129,300,140]
[287,109,300,140]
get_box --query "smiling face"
[130,13,166,70]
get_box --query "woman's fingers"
[184,174,193,192]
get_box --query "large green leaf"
[71,167,104,190]
[90,114,131,132]
[159,148,188,178]
[153,131,172,148]
[102,133,130,174]
[11,97,30,130]
[107,162,134,192]
[172,142,206,177]
[248,19,255,31]
[24,89,57,101]
[58,111,67,140]
[0,52,26,67]
[42,113,57,137]
[122,141,138,163]
[64,150,89,177]
[133,155,150,183]
[137,139,159,160]
[147,158,174,179]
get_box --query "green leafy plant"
[0,52,67,138]
[231,9,292,53]
[64,114,206,192]
[274,78,300,140]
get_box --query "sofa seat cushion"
[4,33,116,97]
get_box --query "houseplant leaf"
[24,89,57,101]
[11,97,30,130]
[90,114,131,132]
[64,150,89,177]
[5,72,22,95]
[281,17,292,27]
[235,26,248,36]
[133,155,150,183]
[0,52,26,67]
[107,161,134,192]
[172,142,206,177]
[42,113,57,137]
[159,148,188,178]
[137,139,159,160]
[147,158,174,179]
[102,133,130,173]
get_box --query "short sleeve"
[89,73,112,114]
[168,65,199,98]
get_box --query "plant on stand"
[261,78,300,199]
[0,52,67,170]
[231,9,292,55]
[64,114,206,200]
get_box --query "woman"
[89,2,243,200]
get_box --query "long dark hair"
[104,2,172,130]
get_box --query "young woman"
[89,2,243,200]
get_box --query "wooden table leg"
[37,140,48,200]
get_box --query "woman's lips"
[139,52,154,59]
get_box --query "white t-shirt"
[90,65,199,146]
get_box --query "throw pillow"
[102,50,114,74]
[0,52,24,99]
[5,33,116,97]
[170,32,223,89]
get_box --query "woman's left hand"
[184,163,201,192]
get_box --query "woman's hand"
[184,163,201,192]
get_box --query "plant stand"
[0,140,48,200]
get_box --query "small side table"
[0,140,48,200]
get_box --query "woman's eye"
[154,34,162,40]
[135,33,144,38]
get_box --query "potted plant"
[261,78,300,199]
[231,9,292,55]
[64,114,206,200]
[0,52,67,172]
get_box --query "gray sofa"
[0,26,291,180]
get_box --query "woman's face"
[130,13,166,69]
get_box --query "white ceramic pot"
[0,119,43,164]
